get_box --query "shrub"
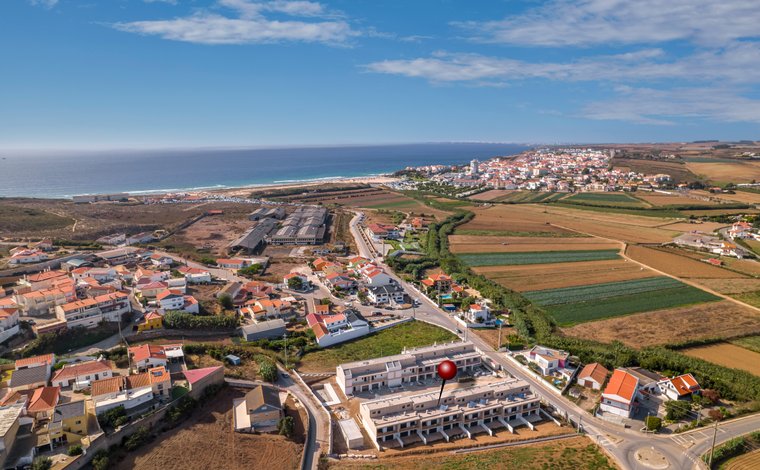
[258,358,278,382]
[665,400,691,421]
[645,416,662,431]
[219,294,234,310]
[92,451,110,470]
[67,444,83,456]
[278,416,295,438]
[163,310,238,330]
[98,405,128,429]
[31,457,52,470]
[123,426,152,451]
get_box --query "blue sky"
[2,0,760,149]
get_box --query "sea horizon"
[0,142,531,199]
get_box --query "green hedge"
[163,311,238,330]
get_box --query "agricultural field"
[526,277,719,326]
[731,335,760,354]
[613,157,698,183]
[681,208,760,217]
[625,245,745,279]
[473,259,657,292]
[459,249,621,267]
[721,258,760,277]
[455,205,577,237]
[297,320,456,373]
[563,300,760,348]
[686,161,760,184]
[690,189,760,205]
[683,343,760,377]
[563,192,649,208]
[330,436,615,470]
[656,221,728,232]
[468,189,513,201]
[696,278,760,295]
[635,193,719,207]
[723,448,760,470]
[449,235,620,254]
[488,191,568,203]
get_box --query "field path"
[548,221,760,315]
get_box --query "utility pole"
[708,419,719,468]
[283,333,289,370]
[497,322,503,351]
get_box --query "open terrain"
[723,448,760,470]
[683,343,760,377]
[297,320,456,373]
[330,435,615,470]
[635,192,719,207]
[690,189,760,205]
[115,387,304,470]
[686,161,760,184]
[563,300,760,348]
[526,277,719,326]
[563,192,649,208]
[625,245,745,279]
[472,259,657,292]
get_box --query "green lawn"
[458,249,620,267]
[731,335,760,354]
[525,277,720,326]
[171,385,190,399]
[563,192,648,208]
[297,320,456,372]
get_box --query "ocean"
[0,143,531,199]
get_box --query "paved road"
[346,210,760,469]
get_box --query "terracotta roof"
[670,374,701,396]
[312,323,328,339]
[579,363,609,385]
[603,369,639,402]
[323,314,346,325]
[91,376,124,396]
[52,360,113,383]
[129,344,167,363]
[94,292,128,303]
[156,290,181,301]
[147,366,169,385]
[27,271,67,283]
[60,298,99,313]
[27,386,60,413]
[144,311,163,321]
[15,354,55,369]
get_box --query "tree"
[258,360,278,382]
[278,416,295,438]
[287,276,304,291]
[708,408,725,421]
[67,444,83,456]
[702,389,720,405]
[92,451,110,470]
[31,457,52,470]
[219,294,234,310]
[665,400,691,421]
[645,416,662,432]
[199,257,217,266]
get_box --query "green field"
[525,277,720,326]
[734,290,760,309]
[563,192,648,207]
[297,320,456,372]
[459,249,620,267]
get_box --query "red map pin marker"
[436,360,458,406]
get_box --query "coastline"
[207,175,400,198]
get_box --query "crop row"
[525,276,684,306]
[459,249,620,267]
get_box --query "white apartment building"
[54,292,131,328]
[336,342,481,396]
[359,379,541,449]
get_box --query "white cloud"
[113,0,357,46]
[364,45,760,86]
[28,0,58,8]
[144,0,179,4]
[583,87,760,125]
[455,0,760,47]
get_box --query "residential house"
[600,369,639,418]
[27,386,60,421]
[360,266,393,286]
[150,254,174,267]
[0,307,20,344]
[233,384,282,432]
[248,299,294,322]
[366,285,405,305]
[9,249,49,265]
[126,232,156,245]
[54,291,131,328]
[359,379,540,450]
[136,281,169,299]
[71,267,117,283]
[366,223,400,241]
[658,374,701,401]
[48,400,89,447]
[324,273,357,291]
[729,222,753,240]
[216,258,251,270]
[420,274,453,295]
[128,344,168,372]
[176,266,212,284]
[137,311,163,332]
[15,285,76,316]
[307,311,370,348]
[620,367,663,394]
[336,342,481,396]
[8,365,50,392]
[527,346,569,375]
[0,403,24,468]
[283,272,308,289]
[156,290,185,311]
[463,303,492,325]
[51,360,114,390]
[91,366,171,413]
[183,366,224,396]
[577,363,609,391]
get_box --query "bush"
[665,400,691,421]
[258,358,278,382]
[92,450,110,470]
[163,310,238,330]
[98,405,128,429]
[31,457,52,470]
[278,416,295,438]
[645,416,662,431]
[67,444,83,456]
[219,294,234,310]
[123,426,152,451]
[164,395,198,426]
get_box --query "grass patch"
[731,335,760,354]
[455,229,588,238]
[735,290,760,309]
[171,385,190,400]
[564,192,648,207]
[21,324,119,356]
[364,199,421,210]
[0,203,73,233]
[297,320,456,372]
[492,191,569,203]
[459,249,620,267]
[526,277,720,326]
[549,202,682,218]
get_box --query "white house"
[156,290,185,311]
[91,366,170,413]
[600,369,639,418]
[51,359,114,390]
[366,285,405,305]
[177,266,212,284]
[150,254,175,267]
[658,374,701,401]
[307,312,370,348]
[463,303,492,325]
[577,363,609,391]
[0,307,20,344]
[360,266,393,286]
[128,344,168,372]
[526,345,569,375]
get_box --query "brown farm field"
[696,278,760,295]
[468,189,513,201]
[683,343,760,376]
[723,448,760,470]
[681,208,760,217]
[473,259,656,292]
[625,245,745,279]
[634,193,719,207]
[115,387,304,470]
[449,235,620,253]
[686,161,760,184]
[456,205,581,236]
[690,189,760,205]
[563,300,760,348]
[655,221,728,232]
